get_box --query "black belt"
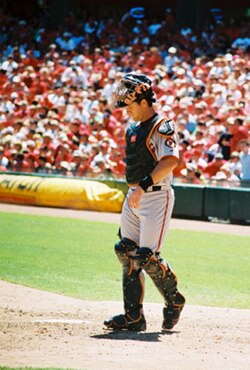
[147,185,169,192]
[130,185,169,192]
[151,186,162,191]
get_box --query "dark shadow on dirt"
[91,329,180,342]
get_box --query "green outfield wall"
[172,184,250,224]
[101,180,250,225]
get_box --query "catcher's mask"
[113,73,156,108]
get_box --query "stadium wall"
[0,172,249,224]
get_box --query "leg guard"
[134,250,178,305]
[122,267,144,320]
[103,238,146,331]
[115,238,144,319]
[139,253,185,330]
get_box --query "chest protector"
[125,114,160,184]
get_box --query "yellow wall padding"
[0,174,125,213]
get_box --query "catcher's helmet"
[113,73,156,108]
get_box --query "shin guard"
[123,264,145,321]
[115,238,144,321]
[142,255,178,305]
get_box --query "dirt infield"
[0,203,250,369]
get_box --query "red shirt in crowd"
[203,157,226,178]
[230,126,248,151]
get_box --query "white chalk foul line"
[33,319,91,324]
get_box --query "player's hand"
[128,186,145,208]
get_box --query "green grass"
[0,212,249,309]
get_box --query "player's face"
[126,101,145,121]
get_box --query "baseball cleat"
[162,292,185,330]
[103,313,147,331]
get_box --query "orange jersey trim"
[156,190,169,252]
[138,271,145,304]
[146,117,165,161]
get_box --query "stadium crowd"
[0,6,249,186]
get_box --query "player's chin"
[127,111,136,120]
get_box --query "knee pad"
[133,247,153,266]
[114,238,138,258]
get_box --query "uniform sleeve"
[149,121,179,161]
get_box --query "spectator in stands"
[55,32,75,51]
[218,127,233,160]
[35,155,49,174]
[228,151,242,178]
[0,6,249,186]
[23,152,36,173]
[53,143,72,170]
[227,117,248,152]
[78,130,92,154]
[57,160,73,176]
[90,159,112,178]
[61,60,88,88]
[203,153,226,179]
[1,55,18,78]
[107,150,126,178]
[231,31,250,51]
[10,153,29,172]
[180,163,203,184]
[163,46,180,77]
[0,145,9,171]
[239,140,250,181]
[211,163,240,186]
[71,151,91,177]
